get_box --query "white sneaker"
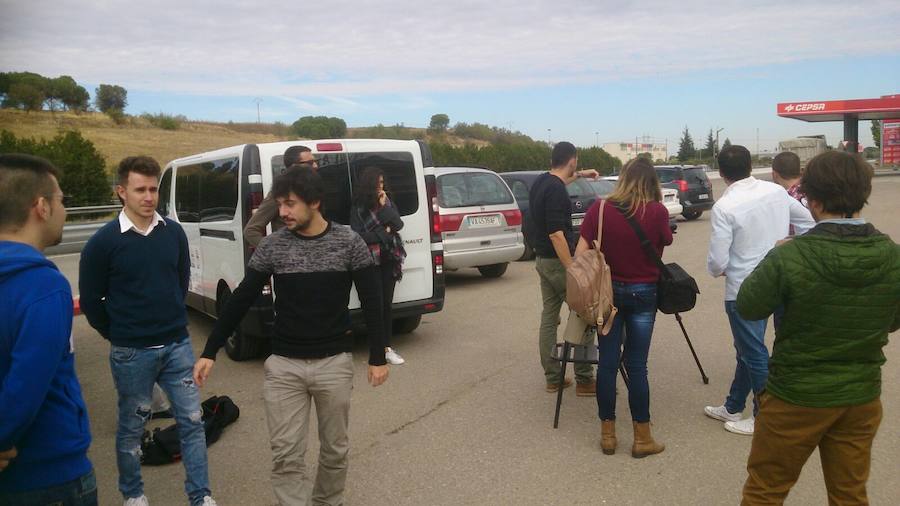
[704,405,742,423]
[385,347,405,365]
[124,496,149,506]
[201,497,218,506]
[725,417,755,435]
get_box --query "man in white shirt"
[703,145,814,436]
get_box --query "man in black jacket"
[194,167,388,506]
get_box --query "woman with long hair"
[351,167,407,365]
[574,157,673,458]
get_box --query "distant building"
[602,142,668,164]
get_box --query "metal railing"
[47,204,122,256]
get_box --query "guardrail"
[47,204,121,256]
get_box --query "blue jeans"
[596,282,657,423]
[109,338,210,505]
[0,469,97,505]
[723,301,769,417]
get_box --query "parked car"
[160,139,445,360]
[435,167,524,277]
[599,176,682,219]
[654,165,715,220]
[500,171,598,260]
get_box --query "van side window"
[349,152,418,217]
[316,154,351,225]
[158,168,172,216]
[174,157,240,223]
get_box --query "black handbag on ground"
[614,204,700,314]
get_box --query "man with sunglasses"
[244,145,319,247]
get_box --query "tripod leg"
[553,342,569,428]
[676,313,709,384]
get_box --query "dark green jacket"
[737,222,900,407]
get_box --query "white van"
[157,139,445,360]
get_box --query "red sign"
[777,95,900,122]
[883,119,900,166]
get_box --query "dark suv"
[500,171,597,260]
[654,165,715,220]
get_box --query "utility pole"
[253,98,262,124]
[547,128,552,147]
[756,128,760,163]
[595,131,599,148]
[714,127,724,170]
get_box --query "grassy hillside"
[0,109,488,171]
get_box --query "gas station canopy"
[777,95,900,122]
[776,94,900,153]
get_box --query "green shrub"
[0,129,111,206]
[141,112,184,130]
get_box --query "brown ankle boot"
[600,420,616,455]
[631,421,665,458]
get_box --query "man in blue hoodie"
[0,154,96,505]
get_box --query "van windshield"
[437,172,514,208]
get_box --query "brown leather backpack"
[565,200,618,335]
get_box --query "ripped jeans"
[109,338,210,505]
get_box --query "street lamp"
[547,128,552,147]
[595,131,599,148]
[714,127,724,169]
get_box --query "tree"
[723,138,732,149]
[428,113,449,132]
[677,126,696,162]
[702,129,715,159]
[290,115,347,138]
[871,120,881,149]
[52,76,90,112]
[638,152,653,160]
[95,84,127,113]
[5,82,45,111]
[0,129,111,206]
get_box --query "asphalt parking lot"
[59,175,899,505]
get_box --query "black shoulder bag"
[614,205,700,314]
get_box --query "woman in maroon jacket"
[574,157,673,458]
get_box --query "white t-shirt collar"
[118,209,166,236]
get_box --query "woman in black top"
[351,167,407,365]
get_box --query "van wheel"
[393,315,422,334]
[478,263,508,278]
[682,210,702,221]
[217,288,261,361]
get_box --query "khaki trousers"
[742,391,883,506]
[264,353,354,506]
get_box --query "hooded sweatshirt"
[0,241,92,493]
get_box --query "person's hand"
[579,169,600,179]
[193,358,215,388]
[0,447,17,472]
[378,190,387,207]
[368,364,389,387]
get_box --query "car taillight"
[247,173,264,223]
[502,209,522,226]
[316,142,343,152]
[426,176,441,242]
[433,253,443,275]
[439,213,464,232]
[675,179,689,192]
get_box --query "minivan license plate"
[469,215,500,227]
[698,194,708,199]
[572,217,584,227]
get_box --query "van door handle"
[200,228,236,241]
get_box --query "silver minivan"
[435,167,524,278]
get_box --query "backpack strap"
[594,200,606,251]
[613,203,672,280]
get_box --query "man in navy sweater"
[79,156,216,506]
[0,154,96,505]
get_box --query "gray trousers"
[264,353,354,506]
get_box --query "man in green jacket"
[736,151,900,505]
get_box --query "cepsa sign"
[779,102,827,114]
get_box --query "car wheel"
[218,287,263,361]
[519,241,534,261]
[477,263,508,278]
[393,315,422,334]
[682,210,702,221]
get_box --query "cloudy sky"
[2,0,898,152]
